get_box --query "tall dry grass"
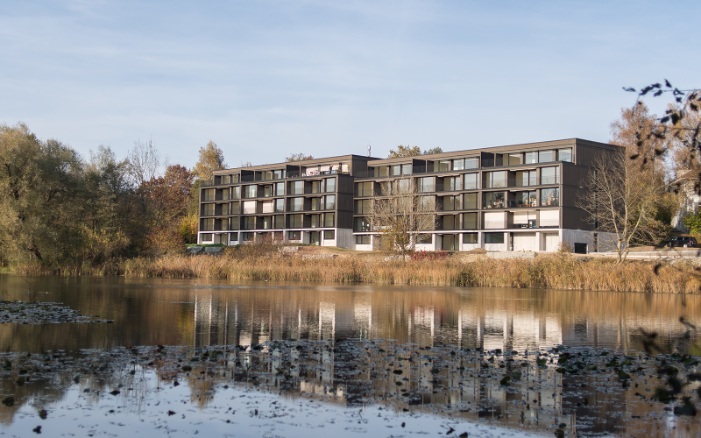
[116,252,701,294]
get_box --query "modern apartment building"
[199,138,621,253]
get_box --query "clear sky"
[2,0,699,171]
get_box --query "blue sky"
[2,0,699,170]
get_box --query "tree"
[387,145,443,158]
[578,149,665,263]
[193,140,226,182]
[369,179,436,260]
[286,153,314,162]
[126,139,161,187]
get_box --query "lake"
[0,275,699,437]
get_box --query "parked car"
[667,236,698,248]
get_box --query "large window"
[419,177,435,193]
[485,171,507,188]
[275,199,285,212]
[356,182,373,197]
[289,180,304,195]
[288,231,301,240]
[558,148,573,162]
[446,176,462,191]
[462,233,478,244]
[273,215,285,228]
[484,191,506,209]
[465,157,479,169]
[201,203,215,216]
[464,173,479,190]
[244,185,257,198]
[541,188,559,206]
[324,195,336,210]
[311,197,321,211]
[325,178,336,192]
[290,197,304,211]
[275,182,285,196]
[355,199,371,214]
[516,170,537,187]
[324,213,335,227]
[443,195,461,211]
[540,167,560,185]
[441,215,458,230]
[242,201,256,214]
[453,159,465,171]
[511,191,537,208]
[539,150,555,163]
[462,213,478,229]
[242,216,255,230]
[354,217,371,232]
[232,186,241,199]
[324,230,335,240]
[484,232,505,244]
[463,192,478,209]
[310,214,320,228]
[289,214,303,228]
[525,152,538,164]
[356,235,370,244]
[438,160,452,172]
[262,185,273,198]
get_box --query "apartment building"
[199,138,621,253]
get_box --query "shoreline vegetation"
[16,246,700,294]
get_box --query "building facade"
[198,138,621,253]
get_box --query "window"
[275,199,285,212]
[419,177,435,192]
[462,233,478,244]
[462,213,478,229]
[324,195,336,210]
[484,212,506,229]
[484,191,505,209]
[244,185,257,198]
[540,167,560,185]
[507,153,523,165]
[376,166,389,177]
[541,188,559,206]
[324,230,335,240]
[354,217,371,232]
[397,178,411,193]
[538,150,555,163]
[438,160,451,172]
[242,201,256,214]
[516,170,537,187]
[417,234,432,244]
[229,232,239,242]
[324,213,335,227]
[273,170,284,180]
[485,171,507,188]
[242,216,256,230]
[310,214,320,228]
[262,185,273,197]
[261,216,272,229]
[325,178,336,192]
[484,232,505,244]
[443,195,461,211]
[356,235,370,244]
[290,180,304,195]
[311,197,321,211]
[228,217,240,230]
[464,173,478,190]
[464,157,479,169]
[200,218,214,231]
[446,176,462,191]
[356,182,373,197]
[261,200,274,213]
[289,214,303,228]
[275,182,285,196]
[558,148,573,162]
[202,188,215,201]
[540,210,559,227]
[288,231,301,240]
[290,197,304,211]
[201,233,213,242]
[240,232,254,242]
[463,193,478,209]
[201,203,215,216]
[442,215,458,230]
[392,164,402,176]
[525,152,538,164]
[232,186,241,199]
[402,164,412,175]
[273,215,285,228]
[419,196,436,210]
[355,199,371,214]
[311,180,322,194]
[453,159,465,171]
[230,201,240,214]
[511,191,537,208]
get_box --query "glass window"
[288,214,303,228]
[507,153,523,165]
[262,185,273,198]
[541,188,560,206]
[443,195,461,211]
[525,152,538,164]
[274,199,285,213]
[324,213,335,227]
[511,191,538,208]
[419,196,436,211]
[484,191,505,209]
[229,232,238,242]
[288,231,301,240]
[397,178,411,193]
[231,186,241,199]
[200,218,214,231]
[201,203,215,216]
[376,166,389,178]
[464,173,478,190]
[558,148,573,162]
[462,213,478,230]
[354,217,371,232]
[463,193,478,209]
[485,171,507,188]
[324,230,335,240]
[290,180,304,195]
[438,160,451,172]
[311,180,321,194]
[462,233,478,244]
[453,159,464,171]
[201,233,213,242]
[538,150,555,163]
[242,201,256,214]
[441,215,457,230]
[356,235,370,244]
[402,164,412,175]
[242,216,255,230]
[446,176,462,191]
[356,182,373,197]
[290,197,304,211]
[355,199,371,214]
[228,217,240,230]
[244,185,257,198]
[311,197,321,211]
[540,167,560,185]
[273,215,285,228]
[465,157,479,169]
[419,177,435,192]
[392,164,402,176]
[484,232,505,244]
[275,182,284,196]
[325,178,336,193]
[310,214,320,228]
[324,195,336,210]
[261,216,272,229]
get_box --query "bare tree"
[369,179,435,260]
[285,153,314,162]
[578,150,666,262]
[387,145,443,158]
[126,139,161,187]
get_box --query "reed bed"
[116,252,701,294]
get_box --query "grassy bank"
[114,251,701,294]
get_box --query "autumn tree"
[387,145,443,158]
[193,140,226,182]
[126,139,161,187]
[286,153,314,162]
[369,179,436,260]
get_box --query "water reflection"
[0,276,698,437]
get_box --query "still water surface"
[0,275,699,436]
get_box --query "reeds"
[114,252,701,294]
